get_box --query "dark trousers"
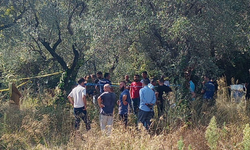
[74,107,91,130]
[119,114,128,127]
[157,99,170,117]
[138,109,154,130]
[132,98,140,115]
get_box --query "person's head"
[142,79,149,87]
[133,74,140,82]
[104,73,110,79]
[142,71,148,79]
[86,75,91,80]
[150,78,157,86]
[78,78,85,86]
[119,81,126,91]
[159,78,164,86]
[204,75,211,82]
[104,84,111,92]
[125,75,129,81]
[97,71,103,79]
[91,74,96,79]
[184,71,190,80]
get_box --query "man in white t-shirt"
[68,78,91,131]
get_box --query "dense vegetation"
[1,0,250,149]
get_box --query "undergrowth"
[0,77,249,150]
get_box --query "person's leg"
[74,108,81,130]
[132,98,140,115]
[100,115,108,131]
[138,109,147,129]
[119,114,128,128]
[106,116,114,135]
[123,114,128,128]
[145,111,154,130]
[80,108,91,131]
[157,102,161,117]
[156,100,163,117]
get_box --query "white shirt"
[68,85,86,108]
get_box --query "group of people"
[67,70,217,134]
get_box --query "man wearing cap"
[138,79,156,130]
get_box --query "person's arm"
[68,96,74,105]
[139,89,145,104]
[191,92,196,98]
[98,96,105,108]
[83,95,87,110]
[110,82,113,92]
[201,83,206,94]
[152,92,157,105]
[155,92,159,99]
[122,94,128,105]
[129,83,132,98]
[95,80,100,91]
[201,87,205,94]
[201,81,206,94]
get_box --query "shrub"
[205,116,219,150]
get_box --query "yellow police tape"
[0,71,63,92]
[18,71,63,81]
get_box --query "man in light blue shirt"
[138,79,156,130]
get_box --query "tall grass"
[0,77,249,149]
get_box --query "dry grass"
[0,77,250,150]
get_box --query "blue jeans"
[132,98,140,115]
[138,109,154,130]
[74,107,91,130]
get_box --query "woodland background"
[1,0,250,149]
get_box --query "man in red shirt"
[130,74,142,115]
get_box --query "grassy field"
[0,79,250,150]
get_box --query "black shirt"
[155,85,172,101]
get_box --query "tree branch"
[67,2,86,35]
[52,21,62,50]
[39,37,68,71]
[0,7,26,30]
[152,27,171,50]
[29,34,46,59]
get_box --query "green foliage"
[1,0,250,100]
[205,116,219,150]
[243,124,250,150]
[177,137,185,150]
[188,144,193,150]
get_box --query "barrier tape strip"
[0,71,63,92]
[18,71,63,81]
[0,80,30,92]
[85,83,180,87]
[0,70,180,92]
